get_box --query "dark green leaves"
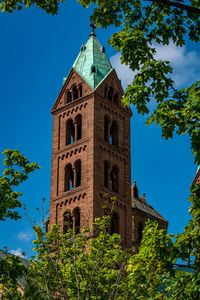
[0,0,66,15]
[79,0,200,165]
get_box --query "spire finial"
[90,23,96,36]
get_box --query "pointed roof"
[131,182,168,223]
[72,29,113,90]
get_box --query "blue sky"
[0,1,198,258]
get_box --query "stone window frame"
[65,114,83,146]
[104,84,119,106]
[64,159,82,192]
[63,207,81,234]
[64,83,83,104]
[103,115,119,148]
[110,164,119,193]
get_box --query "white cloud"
[154,42,200,87]
[110,42,200,89]
[17,230,33,242]
[110,53,137,89]
[10,248,27,259]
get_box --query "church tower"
[49,27,132,247]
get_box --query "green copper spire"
[72,26,113,90]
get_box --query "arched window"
[75,114,82,141]
[104,161,110,188]
[92,65,96,73]
[110,212,119,235]
[79,85,82,98]
[74,160,81,188]
[138,223,143,244]
[110,165,119,193]
[104,86,108,98]
[72,85,78,100]
[66,91,72,103]
[108,87,114,101]
[63,210,73,234]
[110,121,118,147]
[64,164,74,192]
[73,207,80,234]
[104,116,110,142]
[66,119,75,145]
[113,93,118,104]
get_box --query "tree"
[0,149,39,298]
[1,1,200,298]
[1,0,200,162]
[126,183,200,299]
[1,184,199,299]
[24,217,129,300]
[77,0,200,165]
[0,149,39,221]
[1,213,132,299]
[0,0,65,14]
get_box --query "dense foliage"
[77,0,200,165]
[0,0,65,14]
[1,0,200,298]
[0,150,199,298]
[1,183,200,299]
[0,149,39,221]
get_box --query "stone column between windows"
[74,122,78,142]
[73,166,77,188]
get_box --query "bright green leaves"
[127,221,175,299]
[0,253,27,299]
[3,149,39,185]
[123,58,173,113]
[1,204,200,299]
[0,0,66,15]
[24,217,128,299]
[0,149,39,221]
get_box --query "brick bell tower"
[49,26,132,247]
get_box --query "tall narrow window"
[110,165,119,193]
[66,91,72,103]
[108,87,114,101]
[73,85,78,100]
[74,160,81,188]
[104,161,109,188]
[110,212,119,235]
[79,85,82,98]
[63,211,73,234]
[66,119,75,145]
[113,93,118,104]
[110,121,118,147]
[138,223,143,244]
[104,116,109,142]
[73,207,80,234]
[104,86,108,98]
[75,114,82,141]
[64,164,74,191]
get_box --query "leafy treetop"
[0,149,39,221]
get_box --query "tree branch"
[145,0,200,14]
